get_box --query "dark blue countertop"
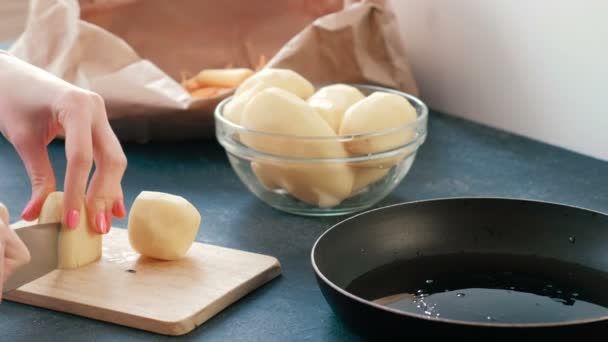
[1,107,607,341]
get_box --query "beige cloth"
[10,0,418,142]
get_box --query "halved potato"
[241,88,354,207]
[340,92,418,168]
[307,84,365,133]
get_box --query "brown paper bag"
[10,0,418,142]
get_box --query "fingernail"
[67,209,80,229]
[21,202,33,219]
[96,213,108,234]
[118,200,126,217]
[113,200,126,218]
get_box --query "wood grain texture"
[5,221,282,336]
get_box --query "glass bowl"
[214,84,428,216]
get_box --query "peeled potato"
[351,168,391,194]
[38,192,102,269]
[224,81,268,125]
[340,92,418,153]
[241,87,354,207]
[128,191,201,261]
[252,161,354,208]
[235,68,314,99]
[340,92,418,168]
[251,161,281,190]
[307,84,365,132]
[241,88,346,157]
[224,68,315,125]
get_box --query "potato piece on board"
[128,191,201,261]
[38,192,102,269]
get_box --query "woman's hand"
[0,203,31,300]
[0,52,127,234]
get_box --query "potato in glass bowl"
[214,69,428,216]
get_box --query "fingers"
[0,202,8,224]
[3,235,30,283]
[10,134,56,221]
[86,173,125,234]
[54,90,126,234]
[0,203,31,289]
[86,98,127,234]
[57,96,94,230]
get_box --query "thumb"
[0,202,8,225]
[11,137,56,221]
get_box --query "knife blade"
[3,222,60,293]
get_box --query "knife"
[3,222,60,293]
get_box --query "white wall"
[391,0,608,161]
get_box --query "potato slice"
[241,87,354,207]
[308,84,365,132]
[339,92,418,168]
[38,192,102,269]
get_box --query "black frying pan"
[311,198,608,339]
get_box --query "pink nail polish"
[21,204,32,219]
[21,200,36,220]
[67,210,80,229]
[96,213,108,234]
[116,200,126,218]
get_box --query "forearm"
[0,51,52,134]
[0,52,78,119]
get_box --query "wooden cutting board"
[5,221,282,336]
